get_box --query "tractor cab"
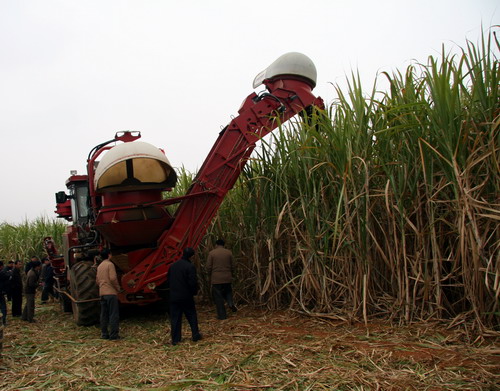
[55,173,90,224]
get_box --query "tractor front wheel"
[69,261,100,326]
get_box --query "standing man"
[11,260,23,317]
[39,258,50,303]
[0,261,10,325]
[206,239,237,320]
[22,260,41,323]
[167,247,202,346]
[25,256,38,274]
[41,260,55,303]
[5,261,14,301]
[96,249,121,340]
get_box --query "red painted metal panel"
[121,77,324,293]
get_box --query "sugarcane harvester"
[44,53,324,325]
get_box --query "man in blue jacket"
[167,247,202,346]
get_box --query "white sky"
[0,0,498,224]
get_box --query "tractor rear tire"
[69,261,100,326]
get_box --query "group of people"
[96,238,236,345]
[1,239,235,347]
[0,255,57,326]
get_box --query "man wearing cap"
[167,247,202,345]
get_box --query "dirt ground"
[1,301,499,390]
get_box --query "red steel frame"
[115,76,324,295]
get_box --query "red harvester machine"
[44,53,324,325]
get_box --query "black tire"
[69,261,100,326]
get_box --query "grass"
[202,27,500,330]
[0,217,66,261]
[1,299,499,390]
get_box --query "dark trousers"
[11,289,22,316]
[22,293,35,322]
[169,298,200,344]
[41,284,55,302]
[212,283,234,320]
[0,294,6,324]
[100,295,120,339]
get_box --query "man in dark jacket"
[41,260,55,304]
[22,260,41,323]
[5,260,14,301]
[0,261,10,325]
[167,247,202,345]
[25,256,38,274]
[206,239,237,320]
[11,260,23,317]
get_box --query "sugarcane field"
[1,6,499,391]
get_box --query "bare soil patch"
[1,301,499,390]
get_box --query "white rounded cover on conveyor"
[94,141,177,192]
[252,52,317,89]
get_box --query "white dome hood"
[253,52,317,89]
[94,141,177,192]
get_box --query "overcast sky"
[0,0,498,224]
